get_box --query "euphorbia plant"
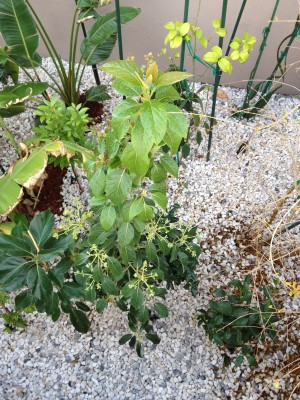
[0,60,201,356]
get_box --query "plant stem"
[71,164,84,193]
[0,117,21,156]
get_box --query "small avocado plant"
[197,275,280,366]
[0,60,201,357]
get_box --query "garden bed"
[0,59,299,400]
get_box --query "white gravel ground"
[0,58,299,400]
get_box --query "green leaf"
[216,28,227,37]
[145,241,157,262]
[96,298,108,313]
[0,257,30,287]
[102,277,118,295]
[136,341,144,358]
[81,33,117,65]
[156,71,192,87]
[70,308,90,333]
[119,334,133,345]
[214,288,226,297]
[145,333,160,344]
[150,162,167,183]
[105,169,132,205]
[0,0,39,58]
[121,144,149,178]
[86,85,110,102]
[139,201,154,221]
[122,281,135,298]
[15,289,33,310]
[131,120,153,155]
[212,19,221,29]
[150,191,167,211]
[111,117,130,141]
[75,301,90,312]
[155,86,181,102]
[137,304,149,323]
[247,355,258,366]
[164,103,188,154]
[107,257,124,281]
[112,98,140,119]
[27,266,53,302]
[234,355,244,366]
[29,210,55,246]
[0,234,32,257]
[46,292,61,322]
[154,302,169,318]
[161,155,178,178]
[218,57,233,74]
[203,51,220,63]
[100,204,116,231]
[102,60,143,86]
[130,287,144,310]
[140,100,167,144]
[118,222,134,246]
[129,198,143,220]
[89,168,106,198]
[112,79,143,97]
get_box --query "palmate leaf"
[0,0,39,58]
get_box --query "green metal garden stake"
[180,0,190,72]
[240,0,281,112]
[115,0,124,60]
[206,0,228,162]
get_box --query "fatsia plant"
[0,0,140,106]
[0,60,201,356]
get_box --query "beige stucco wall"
[5,1,300,93]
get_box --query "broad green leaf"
[131,120,153,155]
[86,85,110,102]
[139,202,154,221]
[96,298,108,313]
[129,198,143,220]
[87,8,140,46]
[0,174,22,217]
[0,234,32,257]
[106,132,119,158]
[145,241,157,262]
[154,302,169,317]
[216,28,227,37]
[156,71,192,88]
[15,289,33,310]
[112,79,143,97]
[46,292,61,321]
[118,222,134,246]
[112,98,140,119]
[102,60,143,86]
[179,22,190,36]
[112,117,130,140]
[122,281,135,298]
[89,168,106,198]
[29,210,55,246]
[150,162,167,183]
[230,50,240,60]
[150,191,167,211]
[107,257,124,281]
[203,51,220,63]
[0,0,39,58]
[81,33,117,65]
[161,155,178,178]
[137,304,149,324]
[164,103,188,154]
[155,86,181,102]
[121,144,149,177]
[140,100,167,144]
[11,148,48,187]
[61,282,85,298]
[130,287,144,310]
[105,169,132,205]
[218,57,233,74]
[102,277,118,295]
[0,257,31,286]
[100,204,116,231]
[27,266,53,301]
[70,308,90,333]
